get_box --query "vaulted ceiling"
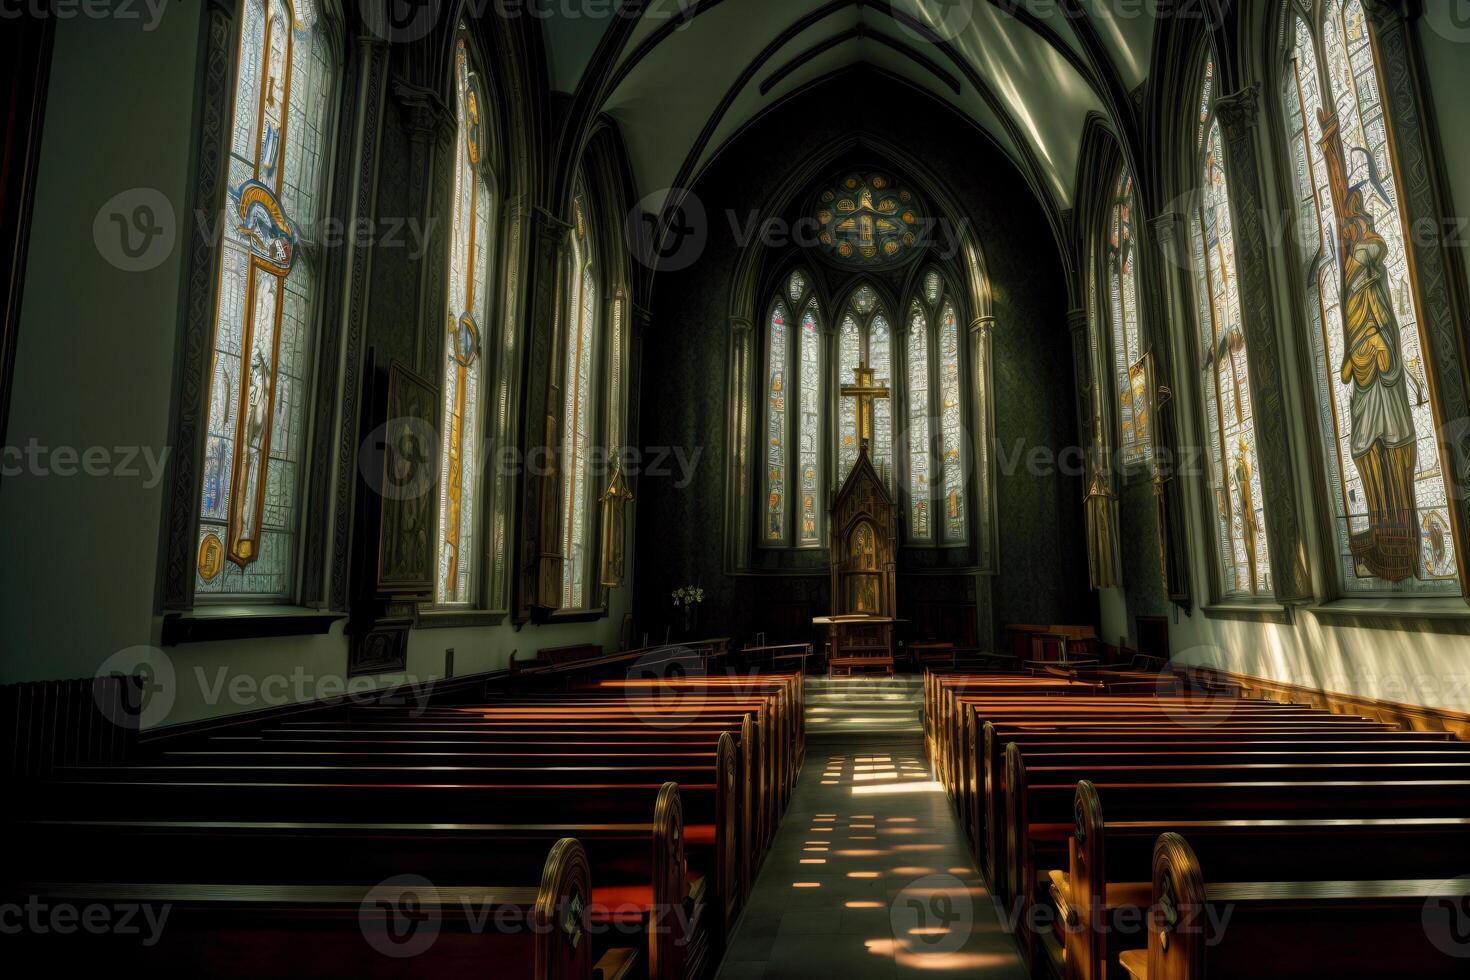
[538,1,1159,216]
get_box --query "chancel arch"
[726,145,998,578]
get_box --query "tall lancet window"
[1189,58,1272,598]
[1284,1,1458,594]
[1106,166,1147,468]
[763,270,823,546]
[905,270,966,543]
[436,32,494,605]
[561,190,599,606]
[196,0,339,597]
[837,284,894,488]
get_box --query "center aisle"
[715,729,1028,979]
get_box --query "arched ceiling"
[537,0,1159,216]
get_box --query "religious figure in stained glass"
[1190,58,1272,598]
[436,34,493,605]
[1283,0,1457,594]
[815,173,923,268]
[197,0,337,597]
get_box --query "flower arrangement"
[671,585,704,634]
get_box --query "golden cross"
[841,365,889,449]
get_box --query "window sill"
[1306,596,1470,628]
[161,606,345,646]
[416,608,508,630]
[547,607,608,625]
[1200,601,1294,625]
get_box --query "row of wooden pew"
[925,669,1470,978]
[4,670,804,980]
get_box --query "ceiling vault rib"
[553,0,650,213]
[758,25,962,97]
[609,0,1106,102]
[1056,0,1141,177]
[647,0,1063,248]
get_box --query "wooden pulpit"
[820,434,899,676]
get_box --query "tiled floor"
[716,735,1028,979]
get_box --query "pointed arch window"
[561,190,599,607]
[837,283,894,488]
[435,31,495,605]
[1106,166,1147,468]
[763,270,823,546]
[196,0,340,598]
[1283,1,1458,594]
[904,270,967,543]
[1189,58,1272,598]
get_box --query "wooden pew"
[23,776,716,980]
[5,835,613,980]
[1119,832,1470,978]
[55,731,743,953]
[1058,779,1470,980]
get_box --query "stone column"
[517,207,573,619]
[970,313,998,572]
[724,314,754,570]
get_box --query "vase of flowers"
[672,585,704,636]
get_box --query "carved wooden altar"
[822,444,899,674]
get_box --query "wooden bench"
[1119,832,1470,978]
[5,835,617,980]
[1057,779,1470,980]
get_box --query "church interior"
[4,0,1470,976]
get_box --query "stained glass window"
[765,300,789,541]
[436,33,493,605]
[838,312,861,479]
[836,283,895,489]
[1107,166,1148,468]
[764,270,823,547]
[938,300,966,542]
[814,173,923,268]
[902,272,967,544]
[561,192,598,607]
[196,0,338,598]
[798,304,822,544]
[906,304,932,539]
[1190,58,1272,598]
[1284,2,1458,594]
